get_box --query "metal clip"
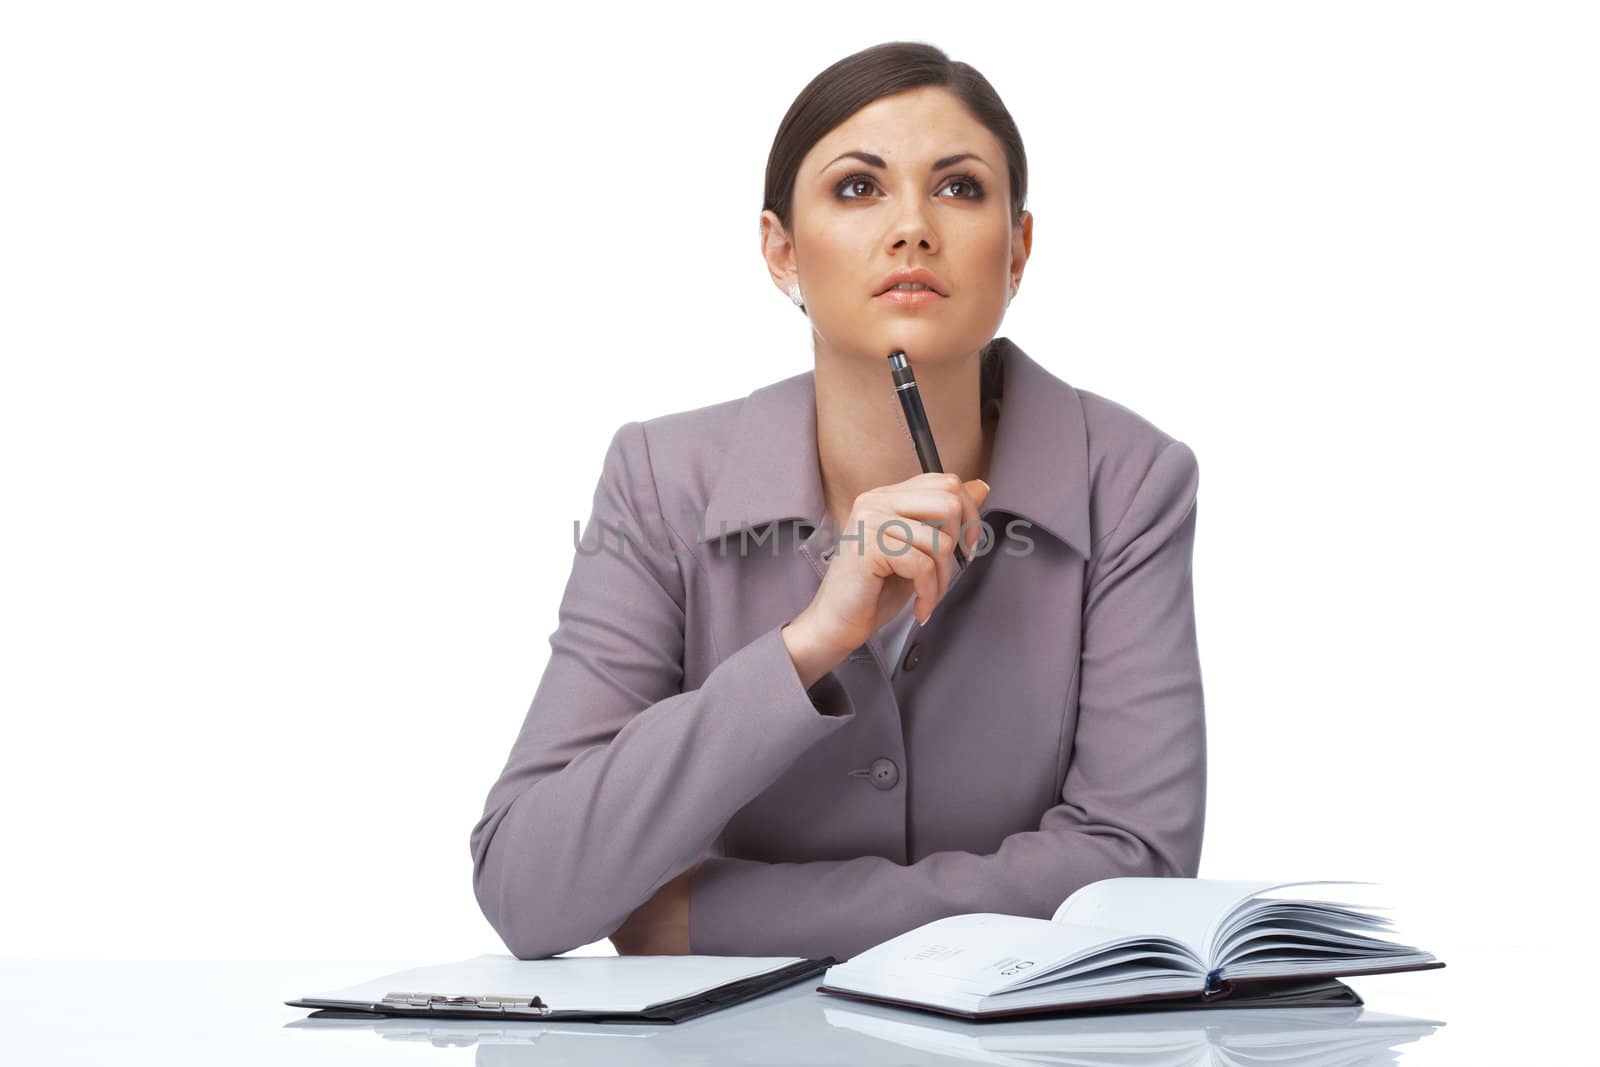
[382,991,552,1016]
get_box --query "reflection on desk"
[285,979,1443,1065]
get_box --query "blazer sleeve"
[469,420,858,959]
[689,440,1206,963]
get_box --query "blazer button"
[848,758,900,790]
[901,642,922,672]
[869,757,899,790]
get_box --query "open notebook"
[817,878,1444,1020]
[286,953,834,1023]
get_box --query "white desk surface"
[0,941,1570,1064]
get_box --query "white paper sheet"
[297,953,809,1013]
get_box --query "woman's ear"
[1008,210,1033,301]
[760,210,800,302]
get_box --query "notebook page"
[1051,879,1363,964]
[826,913,1146,997]
[298,953,807,1013]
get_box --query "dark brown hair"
[762,40,1028,387]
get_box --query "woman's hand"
[783,472,990,688]
[608,860,702,955]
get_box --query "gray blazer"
[469,337,1206,962]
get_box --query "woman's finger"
[875,516,956,620]
[954,481,984,555]
[870,522,940,619]
[869,488,967,557]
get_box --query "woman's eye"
[837,175,878,199]
[943,175,985,199]
[834,173,986,201]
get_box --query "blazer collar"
[694,337,1092,559]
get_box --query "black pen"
[887,350,972,570]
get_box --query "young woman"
[470,42,1207,963]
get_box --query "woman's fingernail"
[977,479,990,493]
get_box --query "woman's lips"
[874,288,947,308]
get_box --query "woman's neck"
[812,346,995,524]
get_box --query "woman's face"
[763,86,1031,368]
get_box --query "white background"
[2,2,1594,1058]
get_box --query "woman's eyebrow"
[821,150,988,172]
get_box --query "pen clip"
[890,386,914,444]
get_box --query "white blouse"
[878,596,919,675]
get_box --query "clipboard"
[286,953,835,1024]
